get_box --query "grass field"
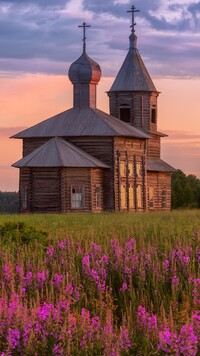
[0,210,199,354]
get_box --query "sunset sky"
[1,0,200,191]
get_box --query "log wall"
[113,137,147,211]
[22,136,114,211]
[19,167,61,213]
[60,167,92,213]
[147,171,171,211]
[147,134,161,159]
[23,138,49,156]
[108,91,159,132]
[68,137,114,211]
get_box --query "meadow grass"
[0,210,199,355]
[1,209,200,247]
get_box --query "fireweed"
[0,235,199,355]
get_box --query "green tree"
[0,192,19,213]
[171,170,200,209]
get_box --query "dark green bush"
[0,222,48,245]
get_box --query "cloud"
[161,130,200,177]
[161,130,200,141]
[0,0,200,78]
[0,127,27,137]
[1,0,69,8]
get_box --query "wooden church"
[12,7,175,213]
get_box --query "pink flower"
[36,271,48,287]
[179,325,198,356]
[82,254,90,271]
[158,328,179,354]
[37,302,54,321]
[120,281,128,292]
[137,306,157,333]
[53,273,63,288]
[46,245,55,257]
[119,327,131,351]
[172,275,180,290]
[7,328,20,349]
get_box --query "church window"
[120,183,126,209]
[129,183,134,209]
[162,189,167,208]
[120,106,131,123]
[151,108,156,123]
[149,187,154,209]
[71,186,84,208]
[120,161,126,177]
[136,185,142,209]
[95,186,101,208]
[128,162,134,176]
[136,162,142,178]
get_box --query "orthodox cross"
[127,5,140,33]
[78,22,91,52]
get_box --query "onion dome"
[68,22,101,108]
[68,51,101,84]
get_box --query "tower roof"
[109,33,157,92]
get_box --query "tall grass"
[0,210,199,354]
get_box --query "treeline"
[0,191,19,213]
[0,171,200,213]
[172,170,200,209]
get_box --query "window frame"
[120,161,126,177]
[151,108,156,124]
[129,182,134,209]
[136,184,142,209]
[120,105,131,123]
[149,187,154,209]
[71,185,84,209]
[95,185,101,209]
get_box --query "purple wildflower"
[36,271,48,288]
[53,273,63,288]
[37,302,54,321]
[119,327,131,351]
[172,275,180,290]
[158,328,179,354]
[7,328,20,349]
[179,325,198,356]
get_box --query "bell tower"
[107,6,159,133]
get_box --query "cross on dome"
[127,5,140,34]
[78,22,91,52]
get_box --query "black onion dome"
[68,51,101,84]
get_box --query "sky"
[0,0,200,191]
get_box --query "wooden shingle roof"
[12,137,109,168]
[147,159,175,172]
[109,34,157,93]
[11,107,151,139]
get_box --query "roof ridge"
[54,137,108,167]
[89,107,116,135]
[54,137,63,166]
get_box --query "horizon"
[1,0,200,191]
